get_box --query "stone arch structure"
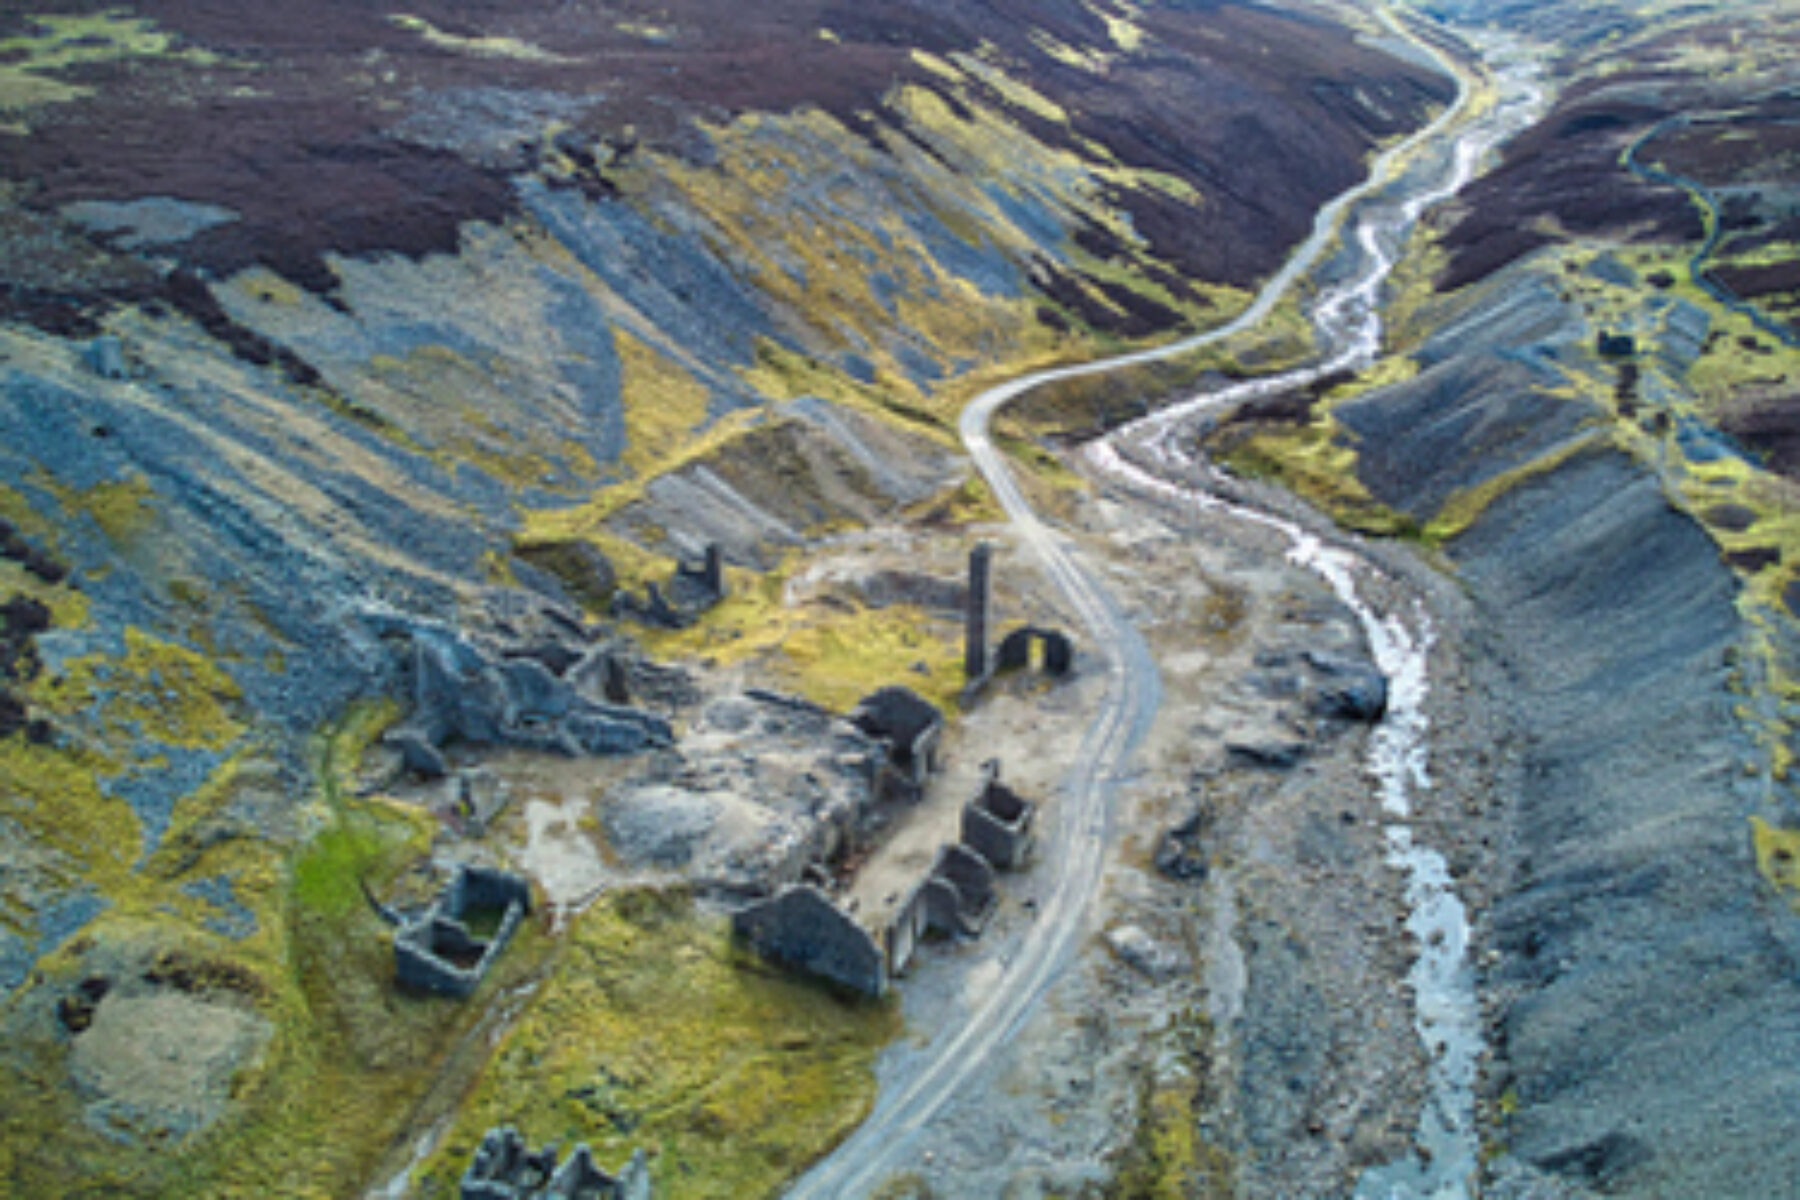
[994,626,1073,677]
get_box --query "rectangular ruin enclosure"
[394,866,533,998]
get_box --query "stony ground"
[826,435,1525,1198]
[4,1,1800,1196]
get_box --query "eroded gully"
[789,11,1547,1199]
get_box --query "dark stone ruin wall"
[994,626,1074,676]
[849,685,944,786]
[965,542,992,679]
[731,885,887,998]
[395,865,532,998]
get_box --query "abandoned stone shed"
[394,864,532,998]
[961,760,1036,870]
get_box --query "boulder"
[1303,650,1388,722]
[1153,810,1209,881]
[1226,735,1308,770]
[1106,924,1183,981]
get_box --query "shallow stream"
[1091,29,1547,1199]
[797,17,1548,1199]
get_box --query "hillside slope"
[1209,2,1800,1191]
[0,1,1453,1193]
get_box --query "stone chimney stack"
[965,542,992,679]
[702,543,724,597]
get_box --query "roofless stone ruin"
[735,759,1039,996]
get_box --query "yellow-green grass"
[1106,1013,1232,1199]
[1214,418,1422,541]
[1752,817,1800,905]
[1423,429,1613,545]
[360,344,598,490]
[0,698,557,1196]
[0,622,250,923]
[411,887,900,1199]
[43,625,245,752]
[386,14,570,63]
[638,559,966,714]
[616,327,717,479]
[0,12,218,116]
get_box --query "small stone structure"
[612,543,726,630]
[395,865,532,997]
[965,542,991,679]
[849,685,943,800]
[461,1126,651,1199]
[732,884,888,997]
[961,761,1037,869]
[994,625,1074,676]
[84,335,128,380]
[933,843,997,927]
[958,541,1076,700]
[887,844,1000,976]
[884,763,1036,978]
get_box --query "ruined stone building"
[960,543,1075,700]
[735,761,1039,995]
[961,761,1037,869]
[732,884,889,997]
[394,865,532,998]
[849,684,944,802]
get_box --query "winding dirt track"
[786,9,1482,1196]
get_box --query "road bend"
[788,8,1489,1196]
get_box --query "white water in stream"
[1091,30,1548,1200]
[792,15,1547,1198]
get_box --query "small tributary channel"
[1624,115,1800,351]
